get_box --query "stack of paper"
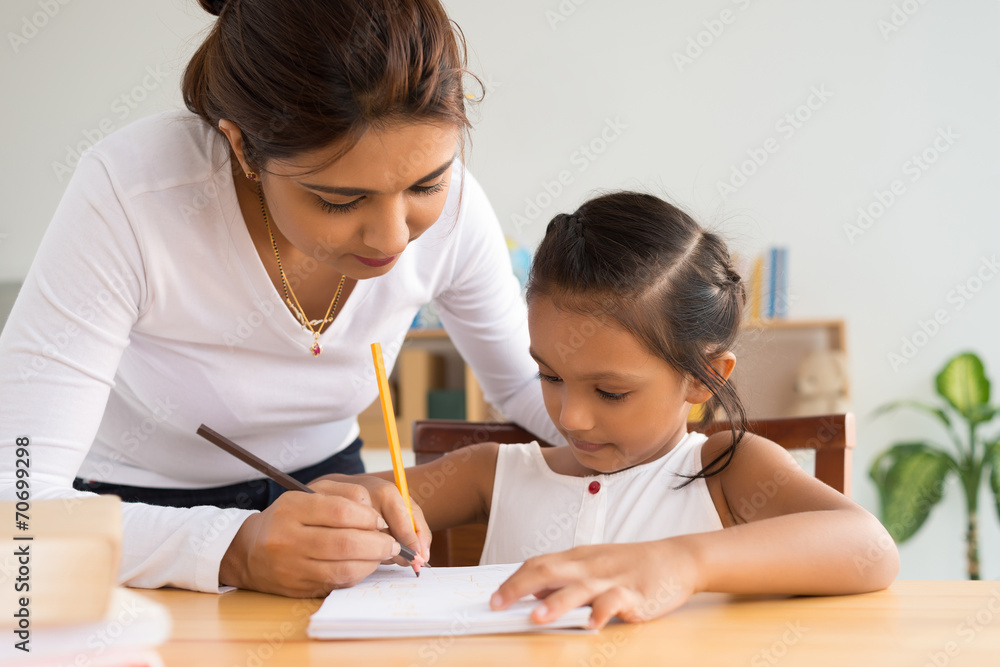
[1,588,170,667]
[0,496,170,665]
[1,496,122,626]
[307,564,592,639]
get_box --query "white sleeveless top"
[480,432,724,565]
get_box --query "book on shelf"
[307,563,592,639]
[734,246,789,322]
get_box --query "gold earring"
[245,171,258,182]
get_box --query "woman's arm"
[491,434,899,628]
[432,169,563,445]
[0,151,263,593]
[0,148,401,596]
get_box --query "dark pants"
[73,437,365,511]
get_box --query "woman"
[0,0,559,597]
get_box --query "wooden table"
[138,580,1000,666]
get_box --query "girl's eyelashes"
[597,389,629,402]
[537,370,630,402]
[314,181,446,215]
[536,370,561,384]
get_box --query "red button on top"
[588,481,601,494]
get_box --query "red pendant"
[311,343,322,356]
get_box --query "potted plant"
[869,351,999,580]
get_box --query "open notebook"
[307,564,592,639]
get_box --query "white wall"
[3,0,998,580]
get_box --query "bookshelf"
[732,319,847,419]
[358,319,848,448]
[358,329,492,449]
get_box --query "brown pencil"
[195,424,417,564]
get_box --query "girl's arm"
[491,434,899,628]
[317,441,500,552]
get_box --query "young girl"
[340,191,899,627]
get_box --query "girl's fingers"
[588,587,633,628]
[378,496,422,549]
[523,581,603,626]
[491,558,581,610]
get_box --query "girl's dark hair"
[526,191,748,482]
[183,0,474,172]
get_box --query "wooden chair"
[412,413,855,567]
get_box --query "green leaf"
[869,442,957,542]
[873,399,953,429]
[988,439,1000,526]
[936,353,991,424]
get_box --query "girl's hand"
[220,479,405,597]
[489,541,698,629]
[328,475,432,566]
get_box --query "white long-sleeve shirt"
[0,110,560,592]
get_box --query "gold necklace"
[257,184,346,357]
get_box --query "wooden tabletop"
[138,580,1000,666]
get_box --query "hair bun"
[198,0,228,16]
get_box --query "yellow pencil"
[370,342,421,574]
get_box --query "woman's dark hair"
[183,0,475,172]
[525,191,748,482]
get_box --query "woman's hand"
[489,540,699,629]
[219,479,422,597]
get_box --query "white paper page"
[307,564,592,639]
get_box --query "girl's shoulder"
[701,428,853,525]
[700,428,797,472]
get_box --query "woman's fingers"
[308,479,374,506]
[280,490,386,531]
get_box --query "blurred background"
[1,0,997,580]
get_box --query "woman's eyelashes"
[313,181,447,214]
[536,371,630,403]
[316,196,361,214]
